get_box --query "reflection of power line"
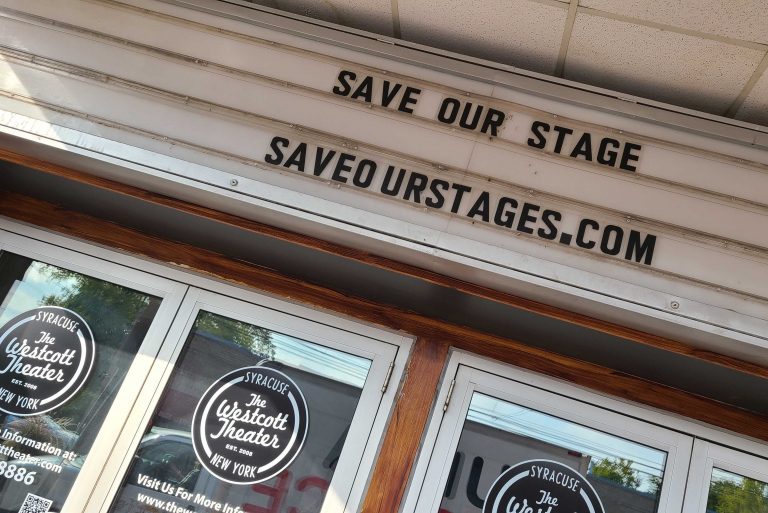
[469,402,653,463]
[468,405,665,476]
[271,335,370,387]
[470,411,662,475]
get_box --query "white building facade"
[0,2,766,513]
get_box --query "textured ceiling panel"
[398,0,568,75]
[580,0,768,44]
[245,0,394,36]
[736,70,768,126]
[565,13,763,114]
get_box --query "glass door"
[409,355,693,513]
[682,440,768,513]
[93,287,405,513]
[0,229,187,513]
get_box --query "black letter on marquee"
[284,143,307,171]
[426,179,450,209]
[403,172,429,203]
[353,159,377,188]
[538,210,562,240]
[351,76,374,103]
[466,192,491,222]
[458,103,483,131]
[450,184,473,213]
[527,121,550,149]
[481,108,506,136]
[381,81,402,108]
[265,136,290,165]
[625,231,656,265]
[552,125,574,154]
[332,70,356,96]
[314,147,337,176]
[569,133,594,161]
[516,202,540,234]
[576,218,600,249]
[332,153,356,183]
[597,138,620,167]
[398,87,421,114]
[620,143,642,172]
[381,166,406,196]
[437,98,461,124]
[600,225,624,255]
[494,197,518,228]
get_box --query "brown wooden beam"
[2,147,767,381]
[2,190,767,445]
[360,338,450,513]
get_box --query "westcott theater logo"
[192,365,309,484]
[0,306,95,415]
[484,460,604,513]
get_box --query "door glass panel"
[440,392,667,513]
[706,468,768,513]
[0,252,161,512]
[110,309,372,513]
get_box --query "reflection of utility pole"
[0,254,33,313]
[0,255,33,436]
[323,426,348,470]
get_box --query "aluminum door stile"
[0,223,189,513]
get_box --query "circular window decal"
[192,365,309,484]
[483,459,605,513]
[0,306,96,416]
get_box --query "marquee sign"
[192,366,309,484]
[330,69,644,173]
[0,306,96,416]
[265,135,657,266]
[483,460,604,513]
[1,2,767,306]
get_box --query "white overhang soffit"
[0,0,766,363]
[161,0,768,147]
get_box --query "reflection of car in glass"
[113,428,202,513]
[0,455,83,513]
[127,427,200,489]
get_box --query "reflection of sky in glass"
[709,468,768,508]
[712,468,748,486]
[194,310,372,389]
[711,467,768,489]
[0,261,74,324]
[467,392,667,491]
[270,332,370,389]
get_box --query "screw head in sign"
[670,301,680,310]
[229,179,239,187]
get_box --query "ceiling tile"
[580,0,768,45]
[735,69,768,126]
[565,13,763,114]
[246,0,394,36]
[398,0,568,75]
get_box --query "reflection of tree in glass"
[708,476,768,513]
[649,474,663,495]
[194,311,274,359]
[42,266,151,346]
[40,266,159,452]
[590,457,641,489]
